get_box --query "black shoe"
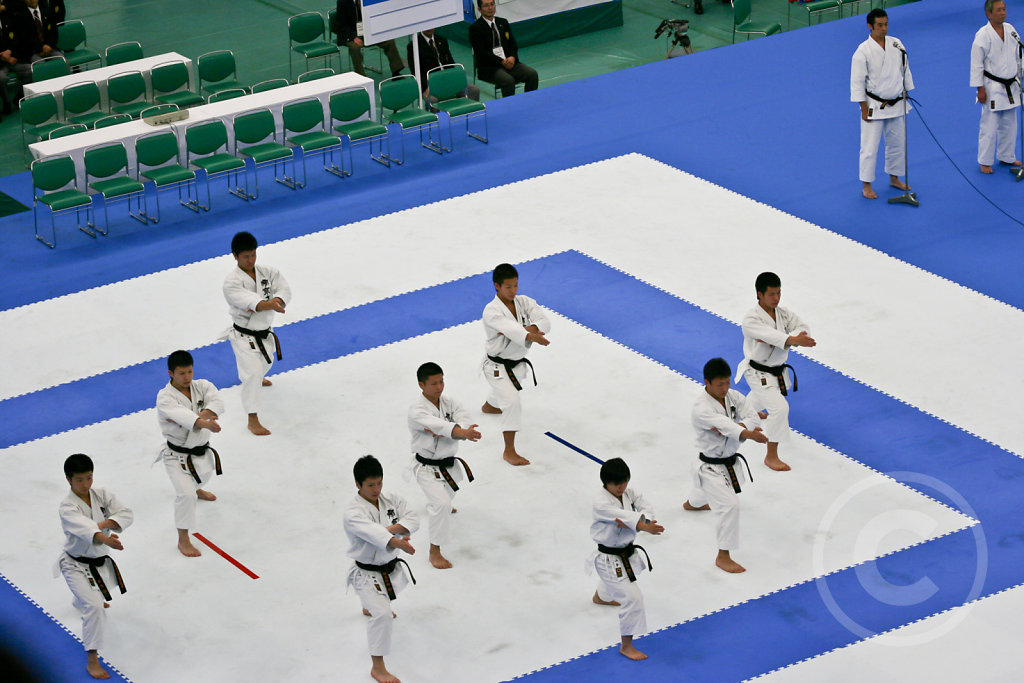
[391,68,403,78]
[695,0,704,14]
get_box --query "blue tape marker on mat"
[545,431,604,465]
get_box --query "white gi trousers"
[859,115,906,182]
[483,358,534,432]
[414,465,457,547]
[161,450,215,530]
[593,553,647,637]
[743,367,790,443]
[228,328,273,414]
[978,106,1018,165]
[687,462,741,551]
[59,554,113,651]
[348,564,411,657]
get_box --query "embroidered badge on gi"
[387,508,398,523]
[615,566,622,578]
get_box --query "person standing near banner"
[971,0,1023,174]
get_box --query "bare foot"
[592,590,620,606]
[503,452,530,466]
[87,659,111,679]
[1004,160,1024,167]
[764,455,791,472]
[262,378,273,386]
[247,415,271,436]
[683,501,710,511]
[362,608,397,618]
[619,644,648,661]
[481,402,502,414]
[430,545,453,569]
[890,179,911,190]
[716,556,746,574]
[103,603,109,609]
[178,539,201,557]
[981,165,994,174]
[196,489,216,501]
[862,184,877,199]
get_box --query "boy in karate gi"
[344,455,419,683]
[735,272,815,472]
[685,358,767,573]
[408,362,481,569]
[480,262,551,466]
[222,231,291,436]
[589,457,664,661]
[971,0,1023,174]
[58,453,133,680]
[156,350,224,557]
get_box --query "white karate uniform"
[586,487,652,638]
[851,35,914,182]
[481,294,551,432]
[408,393,472,546]
[222,264,292,414]
[156,379,225,530]
[735,304,809,443]
[970,22,1022,165]
[344,492,420,657]
[57,487,133,651]
[686,389,760,551]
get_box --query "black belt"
[866,90,904,109]
[166,441,222,485]
[355,557,416,600]
[749,359,797,397]
[699,452,753,494]
[984,70,1017,105]
[415,454,474,492]
[68,553,125,602]
[597,543,652,583]
[233,323,282,364]
[487,355,535,391]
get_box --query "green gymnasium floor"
[1,0,916,179]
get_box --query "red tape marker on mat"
[192,533,259,579]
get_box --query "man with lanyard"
[469,0,538,98]
[850,8,914,199]
[971,0,1023,174]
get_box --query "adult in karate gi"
[481,263,551,467]
[851,8,914,199]
[685,358,767,574]
[222,231,291,436]
[735,272,815,472]
[408,361,481,570]
[58,453,133,680]
[156,350,225,557]
[971,0,1023,174]
[344,455,419,683]
[588,457,664,661]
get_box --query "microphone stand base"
[888,191,919,207]
[1011,166,1024,182]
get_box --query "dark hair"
[64,453,94,478]
[985,0,1005,13]
[755,271,781,294]
[231,231,258,256]
[493,263,518,285]
[867,8,887,25]
[600,457,631,486]
[167,349,194,372]
[703,357,731,382]
[417,362,443,383]
[354,455,383,485]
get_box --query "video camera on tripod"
[655,19,694,58]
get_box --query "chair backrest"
[94,114,132,129]
[330,88,371,123]
[84,143,130,181]
[139,103,179,118]
[56,20,87,52]
[105,41,143,66]
[427,64,468,102]
[297,68,335,83]
[197,50,237,85]
[62,82,101,115]
[283,98,324,135]
[289,12,326,45]
[31,56,70,82]
[733,0,752,25]
[136,131,181,169]
[107,71,146,105]
[233,109,277,146]
[32,156,78,193]
[48,123,87,139]
[151,61,191,96]
[21,93,59,126]
[327,8,338,39]
[252,78,289,93]
[379,76,419,114]
[208,88,247,103]
[185,120,230,158]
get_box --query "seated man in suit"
[407,28,479,110]
[469,0,538,98]
[9,0,63,81]
[336,0,404,78]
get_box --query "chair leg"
[128,191,148,224]
[227,166,253,201]
[151,184,162,223]
[419,123,443,155]
[33,200,56,248]
[324,144,346,179]
[178,179,203,213]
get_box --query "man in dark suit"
[407,28,479,107]
[468,0,537,98]
[336,0,404,78]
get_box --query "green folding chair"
[732,0,782,43]
[185,119,250,208]
[378,75,441,165]
[136,130,201,221]
[31,155,95,248]
[31,55,70,83]
[107,71,152,119]
[233,109,296,196]
[21,93,64,163]
[104,41,143,66]
[139,103,180,119]
[56,20,102,70]
[427,64,487,151]
[283,98,343,184]
[84,142,150,231]
[197,50,249,97]
[62,82,106,128]
[151,61,204,109]
[252,78,290,93]
[47,123,88,139]
[297,68,335,83]
[94,113,132,129]
[330,87,390,175]
[207,88,248,103]
[288,11,340,82]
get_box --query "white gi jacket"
[156,380,225,450]
[58,487,133,565]
[735,304,809,383]
[851,35,914,121]
[586,487,653,577]
[408,393,472,482]
[222,264,292,332]
[692,388,761,460]
[344,491,420,591]
[971,22,1022,111]
[482,294,551,361]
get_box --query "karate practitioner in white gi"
[588,457,664,661]
[156,350,225,557]
[480,263,551,466]
[344,455,420,683]
[222,231,291,436]
[685,358,767,574]
[971,0,1023,174]
[408,361,481,569]
[735,272,815,472]
[58,453,133,680]
[851,8,914,199]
